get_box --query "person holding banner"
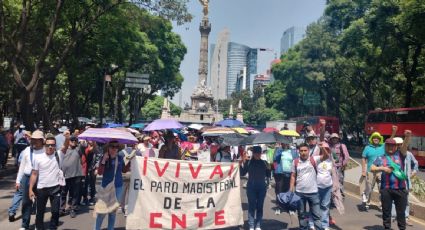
[94,141,132,230]
[240,145,271,230]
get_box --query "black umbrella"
[240,132,291,145]
[218,133,247,146]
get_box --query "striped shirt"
[373,152,406,190]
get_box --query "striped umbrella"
[202,127,236,137]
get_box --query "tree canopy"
[0,0,190,129]
[269,0,425,133]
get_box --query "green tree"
[0,0,191,129]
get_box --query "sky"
[171,0,327,106]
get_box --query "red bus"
[290,116,340,136]
[365,107,425,166]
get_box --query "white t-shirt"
[317,158,333,188]
[33,153,61,189]
[291,156,321,193]
[16,147,44,184]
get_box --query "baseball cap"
[19,124,25,129]
[393,137,404,144]
[306,131,317,138]
[58,126,68,133]
[385,138,397,145]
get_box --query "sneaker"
[255,227,261,230]
[289,211,296,215]
[406,217,413,226]
[80,198,88,206]
[69,210,76,218]
[362,193,367,203]
[365,204,370,210]
[89,198,96,206]
[275,208,281,215]
[249,228,254,230]
[8,214,15,222]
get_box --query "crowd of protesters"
[0,118,417,230]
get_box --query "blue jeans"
[296,192,322,230]
[21,175,32,229]
[246,182,267,228]
[94,186,123,230]
[8,182,23,216]
[318,186,332,229]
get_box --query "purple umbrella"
[143,119,184,131]
[78,128,138,144]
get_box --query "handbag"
[94,157,120,215]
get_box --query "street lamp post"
[99,64,117,127]
[99,70,107,127]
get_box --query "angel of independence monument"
[178,0,223,124]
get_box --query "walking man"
[371,131,411,230]
[273,142,297,214]
[290,143,330,230]
[81,140,100,206]
[60,134,83,218]
[14,130,45,230]
[360,131,385,210]
[29,134,62,230]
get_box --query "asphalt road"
[1,169,425,230]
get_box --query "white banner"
[126,157,243,230]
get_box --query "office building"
[280,26,306,55]
[227,42,257,97]
[210,29,230,100]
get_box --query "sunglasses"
[45,144,56,148]
[109,145,119,149]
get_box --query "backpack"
[293,156,317,175]
[277,191,301,212]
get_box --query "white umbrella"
[188,124,204,130]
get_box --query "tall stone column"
[198,18,211,86]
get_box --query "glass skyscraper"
[226,42,257,97]
[280,26,306,55]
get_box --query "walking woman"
[94,141,131,230]
[240,146,271,230]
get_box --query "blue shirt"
[373,152,406,190]
[274,148,298,174]
[101,155,124,188]
[362,144,385,172]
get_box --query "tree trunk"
[404,45,422,108]
[67,73,79,129]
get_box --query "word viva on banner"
[126,157,244,230]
